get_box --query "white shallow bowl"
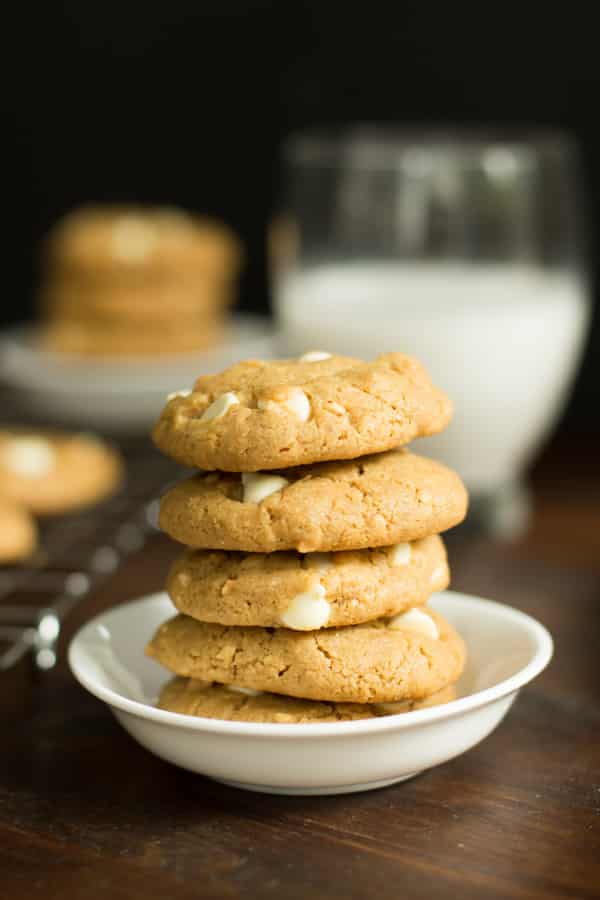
[69,591,552,796]
[0,316,275,432]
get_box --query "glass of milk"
[272,129,590,535]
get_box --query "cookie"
[40,320,222,357]
[167,534,449,630]
[152,352,452,472]
[40,278,230,325]
[159,449,467,553]
[146,608,465,704]
[39,206,241,359]
[157,678,456,723]
[0,429,122,515]
[43,206,241,280]
[0,500,37,563]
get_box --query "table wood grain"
[1,438,599,899]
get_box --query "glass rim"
[283,124,578,169]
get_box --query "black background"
[6,1,599,433]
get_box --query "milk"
[275,263,589,492]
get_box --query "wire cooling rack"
[0,446,179,672]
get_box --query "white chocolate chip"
[241,472,289,504]
[304,552,333,572]
[166,388,192,402]
[280,584,330,630]
[225,685,262,696]
[200,392,240,423]
[388,543,411,566]
[258,386,311,422]
[111,216,157,262]
[388,608,439,640]
[420,490,433,504]
[299,351,332,362]
[3,438,56,477]
[430,564,446,586]
[283,387,311,421]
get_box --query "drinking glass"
[272,127,591,535]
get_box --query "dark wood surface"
[1,437,599,900]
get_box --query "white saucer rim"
[68,590,553,739]
[0,316,274,368]
[0,317,276,397]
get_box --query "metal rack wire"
[0,448,178,672]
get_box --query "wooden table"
[1,437,599,899]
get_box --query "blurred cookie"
[157,678,456,723]
[167,535,449,630]
[38,206,242,359]
[40,320,222,357]
[40,279,230,326]
[0,500,37,563]
[43,206,241,280]
[159,449,468,553]
[0,429,122,514]
[153,352,452,472]
[146,608,465,704]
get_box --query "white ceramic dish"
[68,590,552,796]
[0,316,275,432]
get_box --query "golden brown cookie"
[39,206,241,359]
[43,206,241,280]
[40,278,230,325]
[167,535,449,630]
[157,678,456,723]
[0,429,122,515]
[0,500,37,563]
[40,319,222,357]
[146,608,465,704]
[152,352,452,471]
[159,449,468,553]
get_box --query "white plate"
[0,316,275,432]
[68,590,552,796]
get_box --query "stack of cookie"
[147,352,468,723]
[38,206,241,357]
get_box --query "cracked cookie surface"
[157,678,456,723]
[167,535,449,629]
[159,449,468,553]
[152,352,452,471]
[146,608,465,704]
